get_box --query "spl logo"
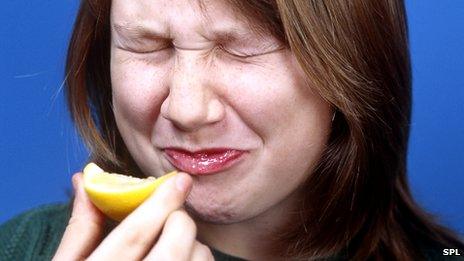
[443,249,461,256]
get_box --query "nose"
[161,50,225,132]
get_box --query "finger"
[53,173,105,261]
[143,209,197,261]
[88,172,193,261]
[190,241,214,261]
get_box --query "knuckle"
[167,210,197,234]
[124,226,150,247]
[156,191,184,210]
[199,244,213,258]
[154,180,185,205]
[193,242,214,261]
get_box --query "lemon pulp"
[82,162,177,221]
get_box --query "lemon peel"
[82,162,177,221]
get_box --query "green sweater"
[0,203,462,260]
[0,203,245,261]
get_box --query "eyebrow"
[113,23,169,39]
[112,23,262,44]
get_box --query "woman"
[1,0,463,260]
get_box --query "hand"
[53,171,214,261]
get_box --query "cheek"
[225,53,332,184]
[220,53,327,143]
[110,57,170,133]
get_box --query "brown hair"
[65,0,463,259]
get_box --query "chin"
[183,196,251,225]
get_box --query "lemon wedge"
[82,162,177,221]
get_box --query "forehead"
[110,0,257,40]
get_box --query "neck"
[192,188,303,260]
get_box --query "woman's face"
[110,0,332,224]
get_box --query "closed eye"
[218,44,285,59]
[115,43,173,54]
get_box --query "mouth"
[163,148,247,175]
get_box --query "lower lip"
[164,149,246,175]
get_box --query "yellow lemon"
[82,162,177,221]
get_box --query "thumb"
[70,173,104,219]
[53,173,105,260]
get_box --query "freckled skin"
[110,0,333,251]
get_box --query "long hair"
[65,0,463,259]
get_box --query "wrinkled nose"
[160,50,224,132]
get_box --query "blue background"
[1,0,463,237]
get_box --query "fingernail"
[175,173,191,192]
[72,175,79,192]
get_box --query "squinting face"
[110,0,333,224]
